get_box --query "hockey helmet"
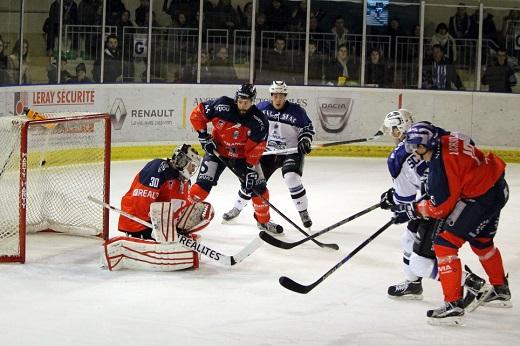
[269,81,288,95]
[171,144,200,180]
[235,83,257,102]
[382,109,414,139]
[404,121,439,153]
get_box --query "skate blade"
[427,316,464,326]
[387,294,424,301]
[482,300,513,308]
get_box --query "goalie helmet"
[176,201,215,234]
[404,121,439,153]
[269,81,288,95]
[383,109,414,139]
[171,144,200,180]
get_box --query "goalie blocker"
[103,200,214,271]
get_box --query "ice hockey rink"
[1,156,519,346]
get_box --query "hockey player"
[188,83,283,234]
[222,81,315,228]
[118,144,200,240]
[393,122,511,325]
[380,111,486,304]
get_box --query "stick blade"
[279,276,316,294]
[318,241,339,251]
[259,231,295,249]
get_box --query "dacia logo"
[215,104,230,112]
[321,103,347,109]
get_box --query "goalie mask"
[171,144,200,180]
[176,201,215,234]
[382,109,414,141]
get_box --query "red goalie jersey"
[118,159,190,233]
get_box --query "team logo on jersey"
[232,130,240,139]
[215,104,230,112]
[316,97,353,133]
[217,120,225,128]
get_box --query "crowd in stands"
[0,1,518,93]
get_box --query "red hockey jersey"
[416,134,506,219]
[118,159,189,233]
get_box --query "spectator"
[144,10,161,27]
[46,0,78,56]
[501,9,520,39]
[265,0,289,31]
[163,0,197,27]
[431,22,457,63]
[211,0,239,31]
[135,0,150,27]
[78,0,100,59]
[183,49,213,82]
[481,48,517,93]
[325,44,358,86]
[47,55,72,84]
[265,36,291,75]
[211,46,237,82]
[0,37,9,84]
[365,47,389,87]
[106,0,127,25]
[307,40,324,85]
[422,44,464,90]
[69,62,92,83]
[288,1,306,32]
[7,39,31,84]
[469,10,498,46]
[92,34,122,82]
[384,18,405,60]
[331,15,349,46]
[117,9,135,41]
[238,2,253,30]
[172,12,189,28]
[449,3,472,39]
[255,13,269,44]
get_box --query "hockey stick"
[262,131,384,156]
[279,218,395,294]
[87,196,261,266]
[213,152,339,251]
[259,202,381,249]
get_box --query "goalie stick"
[87,196,262,266]
[259,202,381,249]
[262,131,384,156]
[213,152,339,251]
[279,218,395,294]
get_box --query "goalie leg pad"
[102,236,199,271]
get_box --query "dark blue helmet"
[404,121,440,153]
[235,83,256,102]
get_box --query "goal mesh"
[0,113,110,263]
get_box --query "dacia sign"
[316,97,354,133]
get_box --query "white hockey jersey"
[257,100,315,152]
[387,141,428,204]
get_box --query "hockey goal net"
[0,112,111,263]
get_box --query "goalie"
[118,144,200,240]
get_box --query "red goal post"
[0,112,111,263]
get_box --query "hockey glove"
[298,137,312,155]
[198,131,216,155]
[391,203,418,224]
[244,165,258,192]
[380,188,396,210]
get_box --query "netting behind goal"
[0,113,111,263]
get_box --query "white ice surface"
[1,157,519,346]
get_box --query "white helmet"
[171,144,201,180]
[269,81,288,94]
[383,109,414,139]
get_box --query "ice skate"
[427,299,464,326]
[387,279,423,300]
[222,207,241,221]
[257,220,283,234]
[299,210,312,228]
[482,278,512,308]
